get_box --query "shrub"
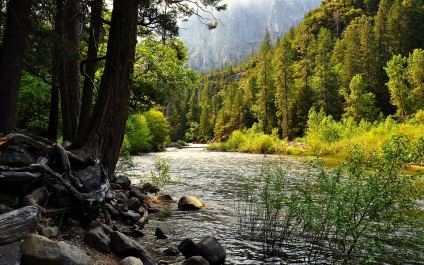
[236,136,424,263]
[144,109,171,150]
[126,113,152,154]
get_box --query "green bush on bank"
[125,109,170,154]
[236,136,424,263]
[209,125,288,154]
[304,109,424,156]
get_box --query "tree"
[0,0,34,135]
[273,33,295,138]
[385,54,411,121]
[342,74,378,122]
[407,49,424,111]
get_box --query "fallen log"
[0,206,39,245]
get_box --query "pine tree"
[407,49,424,111]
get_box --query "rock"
[110,231,157,265]
[155,224,174,239]
[75,166,101,193]
[116,192,128,204]
[120,256,144,265]
[127,197,141,211]
[90,221,113,235]
[178,236,225,265]
[0,241,21,265]
[115,176,132,190]
[129,188,149,203]
[67,217,80,227]
[106,203,120,217]
[0,146,36,167]
[116,203,129,212]
[41,226,59,239]
[22,234,92,265]
[120,210,141,223]
[141,183,159,193]
[163,247,179,256]
[182,256,210,265]
[85,227,111,253]
[177,196,204,211]
[195,236,226,265]
[157,195,173,202]
[110,183,123,190]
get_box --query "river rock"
[22,234,92,265]
[141,183,159,193]
[75,166,101,193]
[182,256,210,265]
[116,192,128,204]
[110,231,157,265]
[120,256,144,265]
[163,247,179,256]
[177,196,204,211]
[129,188,149,204]
[85,227,111,253]
[155,224,174,239]
[90,220,114,235]
[178,236,225,265]
[106,203,120,217]
[0,241,21,265]
[127,197,141,211]
[110,183,123,190]
[115,176,132,190]
[40,226,58,239]
[120,210,141,222]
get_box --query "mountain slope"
[179,0,322,72]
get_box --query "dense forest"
[2,0,424,159]
[178,0,424,154]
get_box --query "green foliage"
[126,113,152,154]
[236,137,424,263]
[144,109,170,150]
[149,157,171,191]
[15,72,51,130]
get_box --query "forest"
[1,0,424,161]
[184,0,424,156]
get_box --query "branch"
[80,56,106,92]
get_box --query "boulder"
[163,247,179,256]
[177,196,204,211]
[120,210,141,223]
[75,166,101,193]
[127,197,141,212]
[90,221,114,235]
[40,226,58,239]
[120,256,144,265]
[182,256,210,265]
[110,231,157,265]
[129,188,149,203]
[155,224,174,239]
[178,236,225,265]
[0,241,21,265]
[116,192,128,204]
[110,183,123,190]
[85,227,111,253]
[115,176,132,190]
[22,234,92,265]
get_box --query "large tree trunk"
[79,0,103,136]
[72,0,138,177]
[56,0,82,142]
[0,0,34,135]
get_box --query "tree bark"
[56,0,82,142]
[79,0,103,136]
[72,0,138,177]
[0,206,39,245]
[0,0,34,135]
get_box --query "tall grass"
[235,136,424,264]
[303,109,424,156]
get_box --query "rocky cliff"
[179,0,322,72]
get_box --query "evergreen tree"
[385,54,411,121]
[407,49,424,111]
[342,74,378,122]
[273,34,295,138]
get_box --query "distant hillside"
[178,0,322,72]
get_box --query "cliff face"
[179,0,322,72]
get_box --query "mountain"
[179,0,322,72]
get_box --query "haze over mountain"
[179,0,322,72]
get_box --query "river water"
[126,145,313,265]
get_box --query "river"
[126,144,313,265]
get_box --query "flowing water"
[127,145,313,265]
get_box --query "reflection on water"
[126,145,312,265]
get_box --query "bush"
[144,109,170,150]
[126,113,152,154]
[236,136,424,263]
